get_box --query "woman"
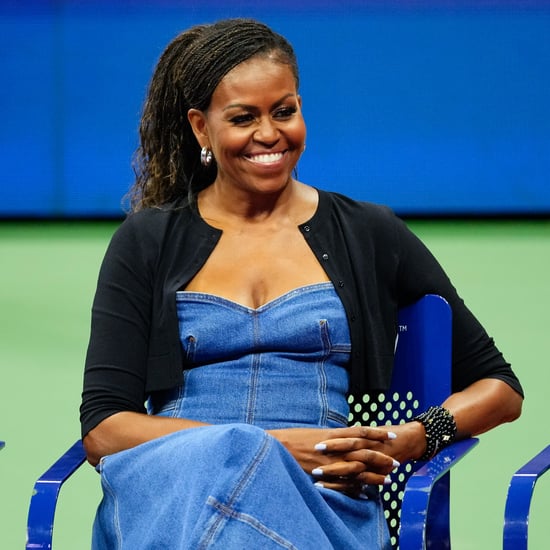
[80,18,523,549]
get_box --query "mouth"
[244,151,287,165]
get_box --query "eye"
[273,106,297,119]
[229,113,255,126]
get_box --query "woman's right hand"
[268,425,400,495]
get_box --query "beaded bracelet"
[413,405,457,461]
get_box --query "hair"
[128,18,300,211]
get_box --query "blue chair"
[26,294,478,549]
[0,441,5,451]
[503,444,550,550]
[348,294,478,549]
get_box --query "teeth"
[249,152,283,164]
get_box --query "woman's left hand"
[269,424,414,495]
[307,422,425,494]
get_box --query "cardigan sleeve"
[393,215,523,397]
[80,213,154,437]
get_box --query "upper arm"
[80,216,154,437]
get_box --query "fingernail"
[388,431,397,440]
[314,481,324,489]
[314,443,327,451]
[312,468,324,476]
[383,476,392,485]
[392,459,401,468]
[359,484,371,500]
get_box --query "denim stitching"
[99,463,123,550]
[327,410,349,426]
[205,496,299,549]
[245,312,261,425]
[198,432,273,548]
[317,319,331,426]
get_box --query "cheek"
[291,117,307,145]
[214,129,250,154]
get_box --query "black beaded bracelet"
[413,406,457,461]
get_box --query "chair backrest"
[347,294,452,549]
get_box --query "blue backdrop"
[1,0,549,217]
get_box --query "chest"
[183,226,329,308]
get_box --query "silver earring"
[200,146,213,167]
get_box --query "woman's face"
[188,55,306,197]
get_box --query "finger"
[312,450,399,479]
[314,479,360,495]
[314,476,391,496]
[342,449,400,473]
[312,460,369,478]
[315,426,396,452]
[337,425,397,441]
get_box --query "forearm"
[382,378,523,463]
[441,378,523,439]
[83,411,209,466]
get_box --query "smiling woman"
[80,17,523,550]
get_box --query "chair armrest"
[26,440,87,550]
[399,437,479,550]
[503,444,550,550]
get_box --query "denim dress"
[92,283,391,549]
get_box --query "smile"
[245,151,286,165]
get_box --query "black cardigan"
[80,190,522,436]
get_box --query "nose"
[253,117,280,145]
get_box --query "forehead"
[212,56,298,106]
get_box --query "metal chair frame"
[503,444,550,550]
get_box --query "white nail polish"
[314,481,324,489]
[383,476,392,485]
[392,459,400,468]
[388,431,397,440]
[312,468,324,476]
[359,484,371,500]
[314,443,327,451]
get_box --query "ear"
[187,108,209,147]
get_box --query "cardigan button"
[338,281,344,287]
[303,225,310,232]
[322,253,329,260]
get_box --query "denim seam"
[198,432,273,548]
[100,465,123,550]
[204,497,299,549]
[327,410,349,426]
[245,312,261,425]
[318,319,331,426]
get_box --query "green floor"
[1,219,549,549]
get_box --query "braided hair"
[129,18,299,211]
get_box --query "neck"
[198,179,311,227]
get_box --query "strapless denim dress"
[92,283,391,549]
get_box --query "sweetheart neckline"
[176,281,335,312]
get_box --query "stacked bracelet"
[413,406,457,461]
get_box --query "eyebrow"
[222,93,296,112]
